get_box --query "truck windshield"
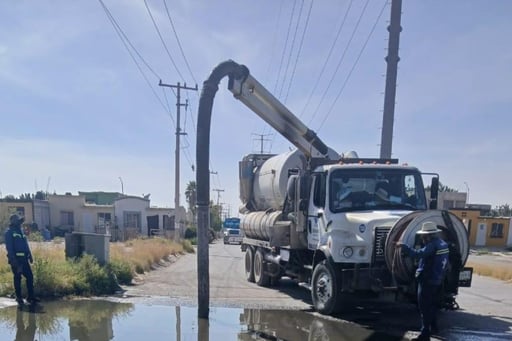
[329,168,427,212]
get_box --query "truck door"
[307,172,327,250]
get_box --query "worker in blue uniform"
[4,214,37,306]
[397,221,449,341]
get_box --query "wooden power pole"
[159,81,198,241]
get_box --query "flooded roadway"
[0,298,510,340]
[0,242,510,340]
[0,299,400,340]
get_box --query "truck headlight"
[342,247,354,258]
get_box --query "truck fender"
[312,246,334,269]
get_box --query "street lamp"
[464,181,469,205]
[119,177,124,195]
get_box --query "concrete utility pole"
[251,133,272,154]
[212,188,224,227]
[159,81,198,241]
[212,188,224,206]
[380,0,402,159]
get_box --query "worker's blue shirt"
[403,236,449,285]
[4,226,32,262]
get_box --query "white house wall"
[114,197,150,236]
[48,195,85,230]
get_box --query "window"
[490,223,503,238]
[124,212,141,230]
[60,211,74,226]
[97,212,112,228]
[329,168,427,212]
[312,173,326,208]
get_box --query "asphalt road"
[123,241,512,340]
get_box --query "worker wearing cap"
[4,214,36,306]
[397,221,449,341]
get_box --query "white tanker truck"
[227,66,472,315]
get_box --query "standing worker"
[397,221,449,341]
[4,214,37,306]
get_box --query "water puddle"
[0,299,399,340]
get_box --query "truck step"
[298,282,311,291]
[303,265,313,270]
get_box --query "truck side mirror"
[429,177,439,209]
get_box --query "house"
[450,208,512,248]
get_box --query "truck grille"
[373,227,389,265]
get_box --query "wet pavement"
[0,297,510,340]
[0,298,406,341]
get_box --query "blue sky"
[1,1,511,215]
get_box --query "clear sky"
[1,1,511,215]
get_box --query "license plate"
[458,267,473,287]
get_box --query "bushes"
[0,238,188,298]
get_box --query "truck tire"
[254,248,270,287]
[311,260,342,315]
[245,246,255,283]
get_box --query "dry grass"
[466,261,512,282]
[110,237,184,274]
[0,237,186,297]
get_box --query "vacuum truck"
[226,64,472,315]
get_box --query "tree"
[209,202,222,231]
[185,181,197,226]
[491,204,511,217]
[425,182,458,192]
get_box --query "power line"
[299,0,354,119]
[317,0,389,132]
[163,0,198,85]
[273,1,297,95]
[278,0,305,100]
[98,0,173,120]
[307,0,371,127]
[143,0,186,82]
[283,0,314,104]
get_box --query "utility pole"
[251,133,272,154]
[159,81,198,241]
[380,0,402,159]
[212,188,224,228]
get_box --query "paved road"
[123,241,512,340]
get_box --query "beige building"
[450,208,511,248]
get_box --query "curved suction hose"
[196,60,249,319]
[385,210,470,284]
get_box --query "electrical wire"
[283,0,314,104]
[299,0,354,119]
[317,0,388,132]
[278,0,305,100]
[273,1,297,95]
[98,0,174,123]
[307,0,371,127]
[163,0,198,86]
[143,0,186,82]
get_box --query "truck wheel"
[254,248,270,287]
[245,246,255,283]
[311,260,342,315]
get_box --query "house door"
[476,223,487,246]
[147,215,159,236]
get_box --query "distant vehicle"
[223,228,243,245]
[223,217,240,229]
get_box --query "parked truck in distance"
[224,64,472,315]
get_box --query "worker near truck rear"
[397,221,449,341]
[4,214,37,306]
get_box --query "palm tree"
[185,181,197,226]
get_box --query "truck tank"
[241,210,282,241]
[249,149,305,211]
